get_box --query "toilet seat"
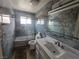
[28,40,36,50]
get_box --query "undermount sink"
[44,41,60,55]
[43,41,79,59]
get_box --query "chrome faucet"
[55,41,64,49]
[57,41,60,47]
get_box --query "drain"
[53,51,56,53]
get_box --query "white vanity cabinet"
[36,44,50,59]
[36,36,79,59]
[36,49,44,59]
[36,44,45,59]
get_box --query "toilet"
[28,32,41,50]
[28,40,36,50]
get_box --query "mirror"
[47,6,79,50]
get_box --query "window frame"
[2,14,11,24]
[0,14,11,24]
[20,16,32,24]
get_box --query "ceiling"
[0,0,51,13]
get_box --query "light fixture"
[30,0,40,6]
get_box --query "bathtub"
[14,35,34,47]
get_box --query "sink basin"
[44,41,60,55]
[44,41,79,59]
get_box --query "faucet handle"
[61,45,64,49]
[55,41,61,47]
[57,41,60,47]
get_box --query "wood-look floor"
[12,46,36,59]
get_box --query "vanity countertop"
[36,36,79,59]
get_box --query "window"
[26,18,31,24]
[37,20,40,24]
[20,16,26,24]
[2,14,10,24]
[0,14,10,24]
[37,19,44,25]
[41,20,44,24]
[20,16,32,24]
